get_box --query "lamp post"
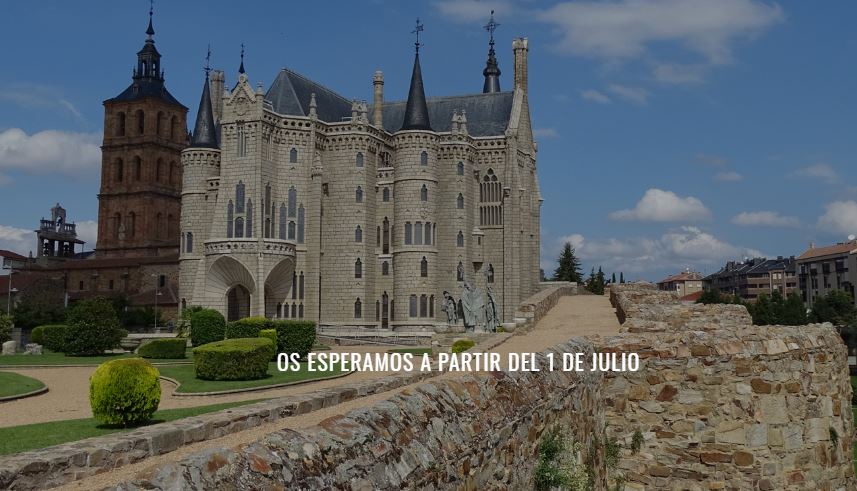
[151,274,161,331]
[4,265,15,314]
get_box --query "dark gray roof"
[265,68,352,123]
[375,91,513,137]
[400,53,431,131]
[190,74,218,149]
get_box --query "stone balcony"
[204,238,296,258]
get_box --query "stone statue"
[441,290,458,325]
[460,281,485,332]
[485,286,499,333]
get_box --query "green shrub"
[451,338,475,354]
[259,329,278,359]
[30,324,68,351]
[270,320,316,360]
[193,338,275,381]
[190,309,226,347]
[225,316,268,339]
[138,338,187,359]
[89,358,161,426]
[64,298,124,356]
[0,314,12,344]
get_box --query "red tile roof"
[680,291,703,302]
[797,241,857,261]
[0,250,27,261]
[658,271,703,284]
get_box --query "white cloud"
[793,162,838,183]
[607,84,649,105]
[75,220,98,248]
[0,84,86,123]
[0,225,34,257]
[818,201,857,236]
[653,62,708,85]
[533,127,559,139]
[433,0,516,22]
[581,89,611,104]
[0,128,101,176]
[731,211,799,228]
[715,171,743,182]
[610,188,710,222]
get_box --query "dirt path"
[55,294,620,490]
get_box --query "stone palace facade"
[180,32,542,329]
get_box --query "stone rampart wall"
[514,282,578,329]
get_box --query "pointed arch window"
[457,193,464,209]
[404,222,412,245]
[429,295,435,317]
[420,185,428,201]
[227,200,234,238]
[487,264,495,283]
[457,231,464,247]
[356,186,363,203]
[457,161,464,175]
[457,261,464,281]
[420,257,428,277]
[288,221,296,240]
[297,205,305,243]
[288,187,297,217]
[420,151,428,166]
[356,152,364,167]
[420,295,428,317]
[383,217,390,254]
[299,272,305,299]
[186,231,193,253]
[376,226,381,246]
[117,112,126,136]
[236,181,246,213]
[289,148,298,163]
[382,187,390,202]
[299,304,304,318]
[234,217,244,238]
[354,298,362,319]
[246,200,253,237]
[291,272,297,300]
[237,124,247,157]
[414,222,423,245]
[424,223,432,245]
[279,203,287,239]
[355,225,363,243]
[355,258,363,279]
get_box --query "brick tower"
[96,7,187,257]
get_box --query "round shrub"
[31,324,68,351]
[451,339,475,354]
[193,338,275,381]
[190,309,226,347]
[271,320,316,360]
[225,316,268,339]
[138,338,187,359]
[64,298,124,356]
[89,358,161,426]
[259,329,278,360]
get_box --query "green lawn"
[157,361,347,394]
[388,347,433,356]
[0,399,265,456]
[0,372,46,398]
[0,351,191,366]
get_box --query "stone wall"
[604,284,855,490]
[512,282,578,330]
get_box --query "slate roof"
[190,74,219,148]
[266,69,353,123]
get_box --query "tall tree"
[553,242,583,283]
[611,272,616,284]
[619,272,625,284]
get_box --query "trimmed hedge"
[225,316,267,339]
[138,338,188,359]
[30,324,68,352]
[451,338,475,354]
[259,329,277,360]
[89,358,161,426]
[193,338,275,381]
[64,298,125,356]
[190,309,226,347]
[271,320,316,360]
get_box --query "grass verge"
[0,351,191,366]
[157,361,346,394]
[388,347,433,356]
[0,372,46,398]
[0,399,265,456]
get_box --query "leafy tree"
[751,294,774,326]
[0,314,13,344]
[697,289,729,305]
[553,242,583,283]
[12,278,66,329]
[809,290,857,326]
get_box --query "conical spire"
[190,49,219,149]
[482,10,501,93]
[146,2,155,38]
[400,19,431,131]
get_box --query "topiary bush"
[0,314,13,344]
[259,329,278,360]
[451,338,475,354]
[225,316,268,339]
[270,320,316,360]
[137,338,187,359]
[193,338,275,381]
[190,309,226,347]
[64,298,125,356]
[89,358,161,426]
[30,324,68,351]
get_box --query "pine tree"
[611,272,616,284]
[596,267,606,293]
[619,272,625,284]
[553,242,583,283]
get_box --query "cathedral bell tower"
[97,6,188,258]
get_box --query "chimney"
[809,241,815,249]
[372,71,384,128]
[210,70,225,123]
[512,37,528,93]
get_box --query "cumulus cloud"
[533,128,559,139]
[607,84,649,105]
[0,225,34,257]
[0,128,101,176]
[75,220,98,248]
[793,162,838,183]
[610,188,710,222]
[581,89,611,104]
[732,211,799,228]
[715,171,743,182]
[818,201,857,236]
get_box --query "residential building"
[657,271,703,298]
[797,241,857,308]
[703,256,797,302]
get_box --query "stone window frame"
[186,231,193,253]
[457,261,464,281]
[356,186,364,203]
[420,257,428,277]
[227,201,234,238]
[117,112,126,136]
[355,258,363,279]
[356,152,364,167]
[115,158,124,183]
[382,261,389,276]
[409,295,418,317]
[414,222,423,245]
[404,222,412,245]
[382,187,390,202]
[279,203,287,239]
[354,298,362,319]
[487,264,495,283]
[420,185,428,202]
[457,193,464,209]
[420,151,428,166]
[457,161,464,175]
[457,231,464,247]
[419,294,428,317]
[424,223,432,245]
[355,225,363,243]
[289,147,298,163]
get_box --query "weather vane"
[484,10,499,47]
[204,44,211,75]
[412,18,424,53]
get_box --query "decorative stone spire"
[482,10,501,93]
[238,43,245,74]
[401,19,432,131]
[190,48,218,149]
[309,93,318,119]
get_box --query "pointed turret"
[190,73,218,149]
[482,10,501,93]
[135,5,162,82]
[400,20,431,131]
[238,44,246,75]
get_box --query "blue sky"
[1,0,856,281]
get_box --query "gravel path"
[54,294,620,490]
